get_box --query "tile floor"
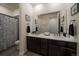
[0,46,41,56]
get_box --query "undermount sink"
[43,32,50,36]
[38,32,51,36]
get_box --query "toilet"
[15,40,20,50]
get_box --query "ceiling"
[31,3,50,7]
[31,3,44,7]
[31,3,40,6]
[0,3,19,11]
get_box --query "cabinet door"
[64,48,76,56]
[48,45,76,56]
[27,37,37,51]
[27,37,33,51]
[33,37,41,54]
[27,37,41,54]
[41,39,47,56]
[48,45,64,56]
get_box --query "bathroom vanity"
[26,33,77,56]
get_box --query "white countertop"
[27,33,78,43]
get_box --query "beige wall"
[0,5,12,15]
[30,7,38,33]
[12,8,19,16]
[0,4,19,16]
[34,3,66,15]
[19,3,34,55]
[66,3,79,55]
[60,10,67,33]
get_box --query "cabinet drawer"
[48,39,66,47]
[48,39,77,49]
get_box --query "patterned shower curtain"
[0,14,18,51]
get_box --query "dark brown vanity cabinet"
[27,36,77,56]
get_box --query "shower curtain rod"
[0,13,17,19]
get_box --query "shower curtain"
[0,14,18,51]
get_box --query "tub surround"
[27,33,77,43]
